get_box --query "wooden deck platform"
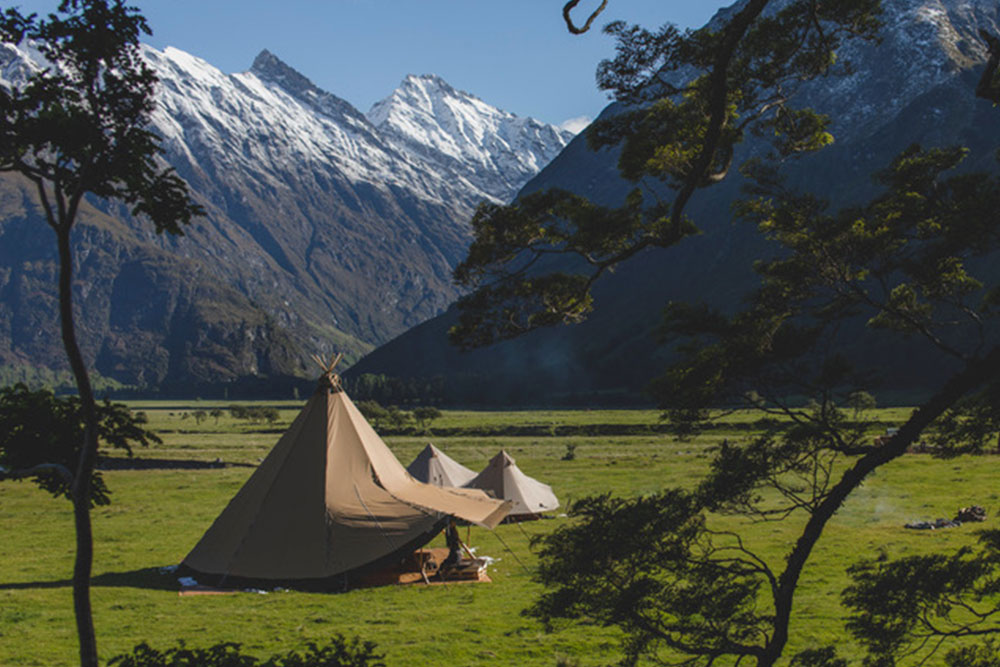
[357,547,492,588]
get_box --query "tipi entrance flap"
[332,392,511,529]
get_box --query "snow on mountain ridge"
[249,49,373,129]
[0,42,576,373]
[140,46,575,216]
[796,0,1000,141]
[696,0,1000,143]
[142,45,453,206]
[0,41,42,88]
[4,41,572,215]
[368,73,575,203]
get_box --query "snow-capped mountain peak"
[249,49,370,127]
[368,73,575,203]
[0,42,578,387]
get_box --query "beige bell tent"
[466,449,559,519]
[407,443,477,488]
[180,365,509,589]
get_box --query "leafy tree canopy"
[0,3,202,664]
[0,0,201,234]
[528,142,1000,667]
[108,636,385,667]
[447,0,1000,664]
[450,0,881,348]
[412,405,442,430]
[0,383,160,507]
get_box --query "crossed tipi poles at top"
[311,352,344,389]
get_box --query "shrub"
[109,636,385,667]
[383,406,411,430]
[412,406,441,431]
[227,405,280,425]
[0,383,160,506]
[356,400,388,429]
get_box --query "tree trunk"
[55,224,100,667]
[757,344,1000,665]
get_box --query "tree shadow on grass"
[98,457,255,470]
[0,566,180,592]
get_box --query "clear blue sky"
[11,1,732,129]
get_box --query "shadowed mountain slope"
[347,0,1000,406]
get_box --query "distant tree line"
[343,373,446,406]
[342,371,655,408]
[354,400,441,433]
[227,405,280,425]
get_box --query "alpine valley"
[0,44,573,394]
[348,0,1000,406]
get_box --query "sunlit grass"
[0,405,993,665]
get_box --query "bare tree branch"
[562,0,609,35]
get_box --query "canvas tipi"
[180,363,509,589]
[466,450,559,519]
[407,443,477,488]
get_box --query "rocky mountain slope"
[0,44,572,393]
[348,0,1000,406]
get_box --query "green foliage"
[108,637,385,667]
[450,189,680,346]
[383,405,411,430]
[789,647,848,667]
[931,381,1000,457]
[528,143,1000,665]
[345,373,446,406]
[1,2,203,663]
[0,383,160,506]
[0,0,203,233]
[526,12,1000,665]
[109,642,255,667]
[451,0,882,348]
[529,491,774,665]
[663,145,1000,436]
[945,640,1000,667]
[842,531,1000,665]
[1,403,997,665]
[345,399,410,431]
[356,400,389,429]
[227,405,279,425]
[411,406,441,431]
[0,364,130,394]
[846,391,877,420]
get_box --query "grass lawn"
[1,403,996,665]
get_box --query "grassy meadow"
[0,402,996,665]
